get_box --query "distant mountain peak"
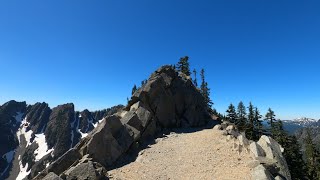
[293,117,317,122]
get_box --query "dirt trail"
[109,127,253,180]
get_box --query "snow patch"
[79,131,89,138]
[16,117,33,145]
[93,118,104,128]
[33,133,53,161]
[16,155,30,180]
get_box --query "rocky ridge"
[1,65,292,180]
[0,100,123,179]
[32,65,212,179]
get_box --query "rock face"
[0,100,123,180]
[0,100,26,155]
[45,103,75,158]
[247,135,291,180]
[25,102,51,134]
[33,65,212,179]
[0,100,27,177]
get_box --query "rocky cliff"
[0,100,123,179]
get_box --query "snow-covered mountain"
[281,117,320,134]
[283,117,320,127]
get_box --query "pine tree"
[304,128,320,179]
[282,135,309,180]
[246,102,255,140]
[193,68,198,87]
[200,68,213,110]
[236,101,247,131]
[253,107,263,140]
[265,108,276,136]
[177,56,191,76]
[132,84,137,95]
[226,103,237,123]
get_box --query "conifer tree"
[236,101,247,131]
[200,68,213,110]
[282,135,309,180]
[246,102,255,140]
[226,103,237,123]
[304,129,320,179]
[177,56,191,76]
[265,108,276,136]
[193,68,198,87]
[253,107,263,140]
[132,84,137,95]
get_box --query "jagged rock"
[238,134,250,147]
[252,165,273,180]
[44,148,81,178]
[78,109,95,133]
[0,100,27,177]
[0,100,26,156]
[257,135,291,180]
[250,142,265,158]
[25,102,51,134]
[64,161,108,180]
[21,141,38,171]
[45,103,75,158]
[42,172,62,180]
[77,115,133,167]
[30,153,53,178]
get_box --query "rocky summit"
[0,65,291,180]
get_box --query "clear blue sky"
[0,0,319,120]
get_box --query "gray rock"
[250,142,265,158]
[213,124,222,130]
[252,165,273,180]
[238,134,250,147]
[257,135,291,180]
[45,103,76,158]
[42,172,62,180]
[247,160,261,168]
[77,115,133,167]
[45,148,81,177]
[65,161,108,180]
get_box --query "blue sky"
[0,0,319,119]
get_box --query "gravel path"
[109,127,253,180]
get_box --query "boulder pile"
[215,121,291,180]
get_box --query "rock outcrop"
[217,121,291,180]
[45,103,76,158]
[0,99,123,179]
[32,65,212,179]
[0,100,27,177]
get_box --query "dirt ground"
[109,127,253,180]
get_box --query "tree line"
[225,102,319,180]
